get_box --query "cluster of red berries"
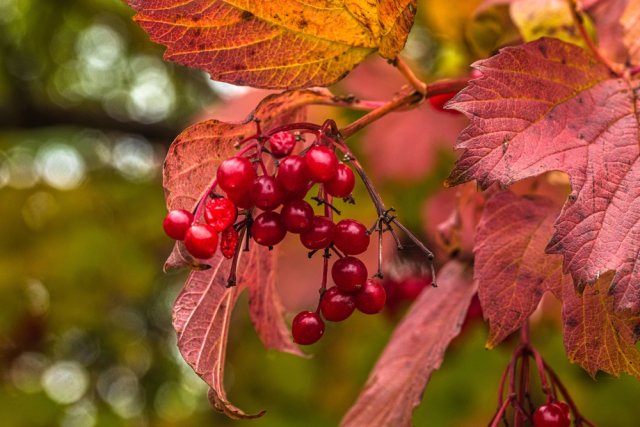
[163,128,388,346]
[533,401,571,427]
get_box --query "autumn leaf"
[341,261,477,427]
[126,0,417,90]
[581,0,630,64]
[622,0,640,65]
[446,37,640,314]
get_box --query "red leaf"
[582,0,630,64]
[341,261,477,427]
[447,38,640,314]
[622,0,640,65]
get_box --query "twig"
[393,57,427,95]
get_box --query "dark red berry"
[250,175,284,211]
[299,216,335,250]
[292,311,324,345]
[428,92,460,115]
[281,200,314,233]
[553,402,570,418]
[226,188,253,209]
[355,279,386,314]
[333,219,370,255]
[220,227,238,259]
[268,131,296,158]
[304,146,338,183]
[204,198,237,232]
[163,209,193,240]
[184,224,218,259]
[331,256,367,292]
[533,403,570,427]
[217,156,256,193]
[324,163,355,197]
[320,287,356,322]
[397,276,430,301]
[277,155,311,193]
[251,211,286,247]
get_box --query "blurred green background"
[1,0,639,426]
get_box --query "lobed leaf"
[126,0,416,89]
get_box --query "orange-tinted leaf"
[341,261,477,427]
[622,0,640,64]
[582,0,630,64]
[126,0,416,89]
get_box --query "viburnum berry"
[331,256,367,292]
[204,198,237,231]
[251,211,286,247]
[324,163,355,197]
[281,199,314,233]
[163,209,193,240]
[184,224,218,259]
[397,276,430,300]
[533,402,570,427]
[291,311,324,345]
[249,175,284,211]
[217,156,256,194]
[304,145,338,183]
[355,279,386,314]
[226,187,253,209]
[333,219,370,255]
[268,131,296,158]
[320,287,356,322]
[277,155,310,193]
[300,216,335,250]
[428,92,459,115]
[220,227,238,259]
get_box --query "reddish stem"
[393,57,427,94]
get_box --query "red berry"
[320,287,355,322]
[299,216,335,250]
[333,219,370,255]
[324,163,355,197]
[184,224,218,259]
[163,209,193,240]
[292,311,324,345]
[304,146,338,183]
[331,256,367,292]
[268,132,296,158]
[220,227,238,259]
[355,279,386,314]
[217,156,256,193]
[226,188,253,209]
[397,276,430,301]
[250,175,284,211]
[281,200,314,233]
[251,211,286,247]
[428,92,459,115]
[204,198,237,232]
[533,403,570,427]
[277,155,311,193]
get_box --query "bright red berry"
[277,155,311,193]
[292,311,324,345]
[184,224,218,259]
[331,256,367,293]
[304,146,338,183]
[220,227,238,259]
[226,187,253,209]
[320,287,356,322]
[355,279,386,314]
[333,219,370,255]
[428,92,459,115]
[163,209,193,240]
[324,163,355,197]
[250,175,284,211]
[268,131,296,158]
[204,198,237,232]
[533,403,570,427]
[281,200,314,233]
[300,216,335,250]
[217,156,256,194]
[251,211,286,247]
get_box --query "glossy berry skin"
[333,219,370,255]
[320,287,356,322]
[300,216,335,250]
[251,211,286,247]
[281,200,314,233]
[277,155,311,193]
[184,224,218,259]
[304,145,338,183]
[250,175,284,211]
[217,156,256,194]
[428,92,459,115]
[324,163,355,197]
[331,256,367,292]
[268,131,296,158]
[163,209,193,240]
[204,198,237,231]
[533,403,570,427]
[292,311,324,345]
[226,187,253,209]
[220,227,238,259]
[355,279,387,314]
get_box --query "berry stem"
[226,226,247,287]
[543,361,596,427]
[392,57,427,95]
